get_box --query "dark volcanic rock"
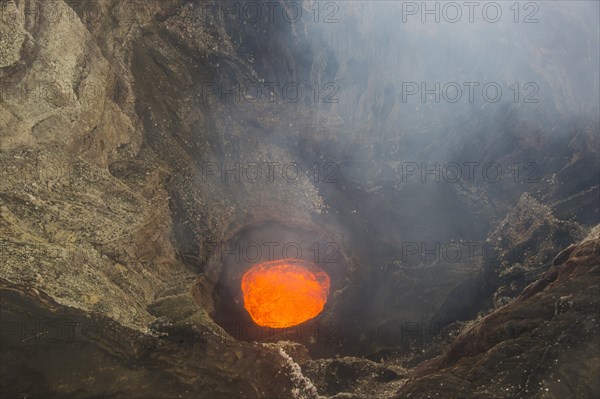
[430,192,587,330]
[303,356,407,399]
[395,225,600,399]
[0,278,317,399]
[487,192,586,308]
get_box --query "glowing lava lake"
[241,259,331,328]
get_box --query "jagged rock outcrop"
[429,192,587,332]
[486,192,586,308]
[395,225,600,398]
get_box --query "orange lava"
[241,259,331,328]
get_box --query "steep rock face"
[0,0,179,330]
[395,225,600,398]
[0,278,317,399]
[486,193,586,308]
[430,192,587,330]
[0,0,26,68]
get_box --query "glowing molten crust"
[241,259,330,328]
